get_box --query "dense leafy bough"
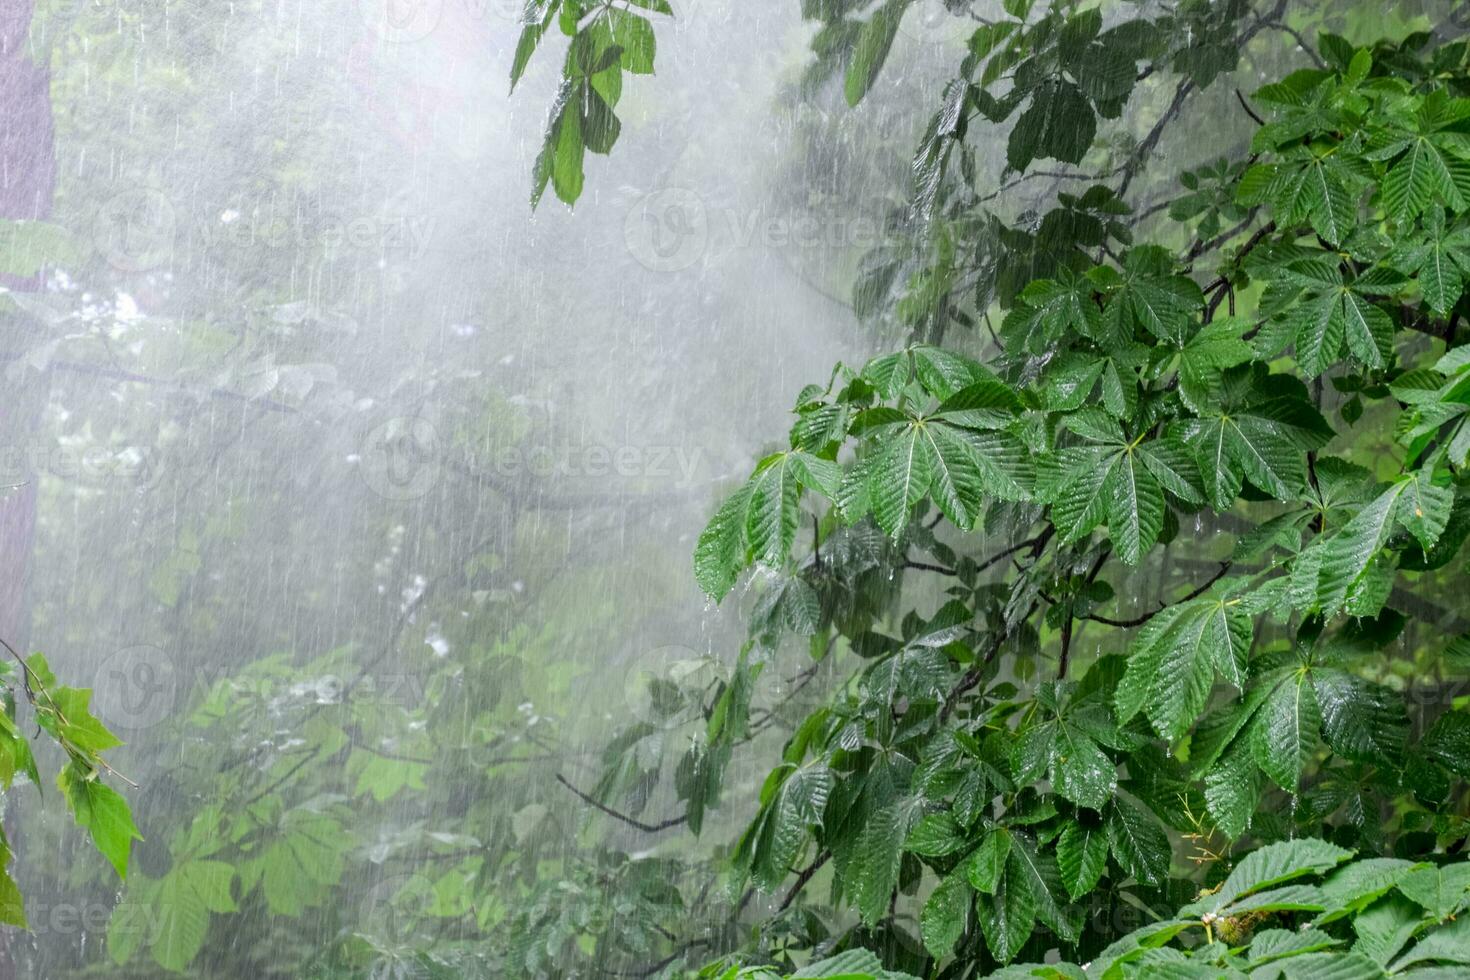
[680,30,1470,977]
[0,651,139,925]
[710,840,1470,976]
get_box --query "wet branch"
[1085,561,1232,628]
[555,774,687,833]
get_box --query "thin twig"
[555,774,687,833]
[1086,561,1232,628]
[1234,88,1266,127]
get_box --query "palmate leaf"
[148,860,237,972]
[920,422,989,531]
[1001,269,1100,351]
[1116,594,1252,741]
[1178,317,1255,412]
[1382,132,1466,224]
[1397,207,1470,315]
[695,451,846,599]
[1044,429,1201,564]
[1310,469,1451,616]
[1179,380,1333,508]
[1007,79,1095,173]
[1096,245,1203,344]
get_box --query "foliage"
[705,840,1470,977]
[679,22,1470,980]
[6,0,1470,978]
[0,648,138,926]
[512,0,671,207]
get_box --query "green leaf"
[1316,483,1402,616]
[1319,858,1417,920]
[1008,80,1095,172]
[1106,797,1170,887]
[1104,449,1164,565]
[1395,468,1453,552]
[607,9,656,73]
[695,482,753,600]
[967,830,1012,895]
[1339,290,1392,369]
[746,454,802,565]
[1251,669,1321,791]
[1396,863,1470,921]
[1312,670,1408,766]
[1118,597,1250,741]
[1182,392,1332,508]
[1352,894,1430,967]
[58,763,140,879]
[920,423,988,531]
[151,861,236,972]
[976,855,1037,964]
[844,0,904,107]
[1249,926,1340,966]
[1104,246,1204,344]
[870,422,934,537]
[551,96,585,205]
[1384,137,1454,223]
[1051,719,1116,811]
[0,862,23,929]
[1390,914,1470,971]
[1204,734,1264,839]
[753,764,832,890]
[1184,837,1351,915]
[1056,819,1108,901]
[921,871,971,960]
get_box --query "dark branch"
[1086,561,1232,628]
[1234,88,1267,127]
[555,774,688,833]
[779,852,831,911]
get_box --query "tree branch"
[1085,561,1232,628]
[555,774,687,833]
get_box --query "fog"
[4,2,930,975]
[0,0,1459,977]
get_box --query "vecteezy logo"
[359,417,441,501]
[624,188,709,273]
[899,0,960,46]
[620,644,718,728]
[92,645,178,731]
[358,871,435,943]
[360,0,444,42]
[94,189,175,273]
[462,0,525,23]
